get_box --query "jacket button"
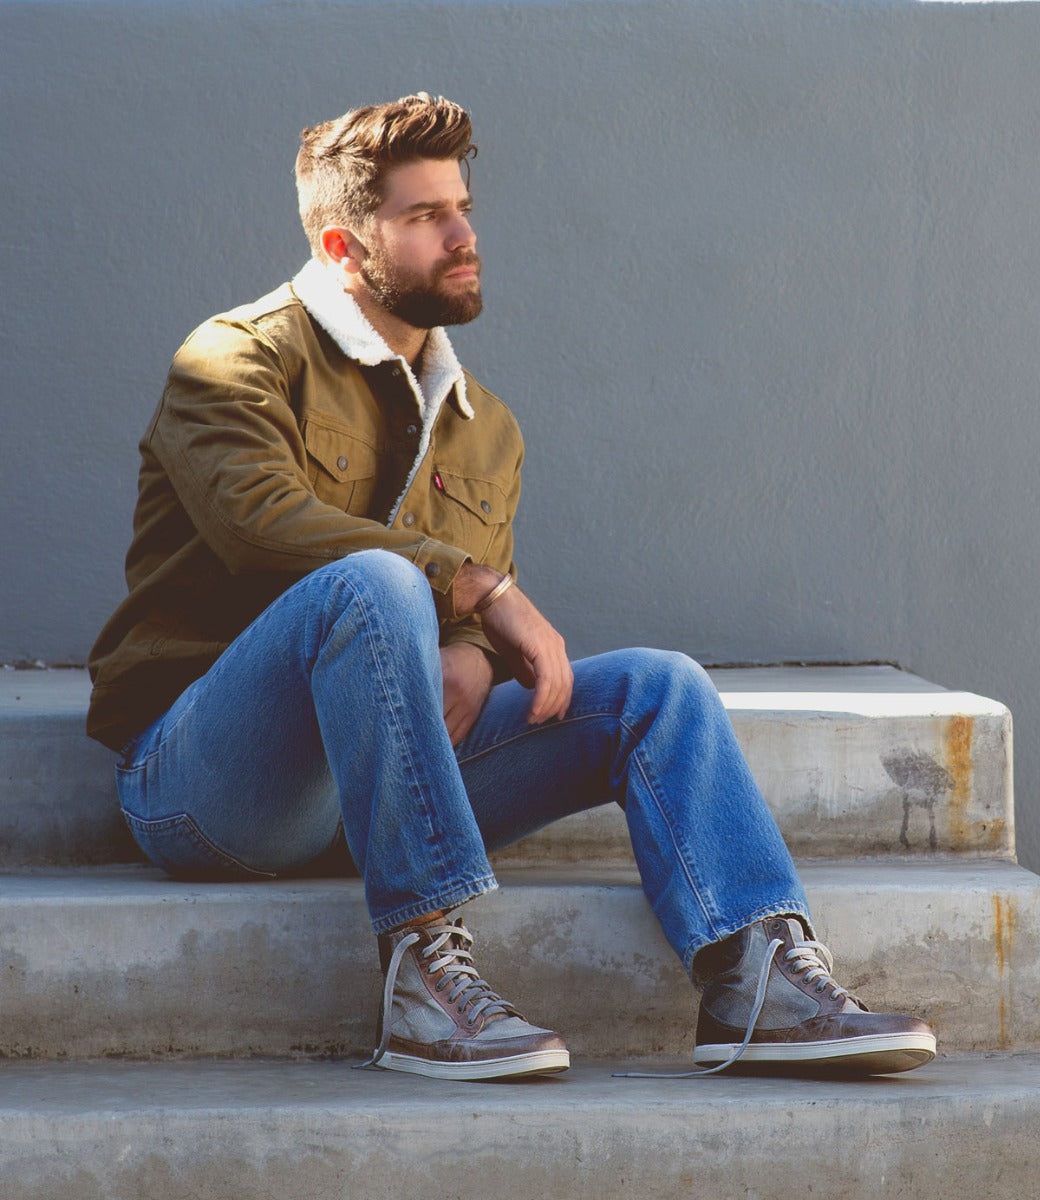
[406,424,418,436]
[402,512,416,527]
[337,456,348,472]
[480,500,492,514]
[425,562,441,578]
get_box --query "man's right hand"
[454,566,573,724]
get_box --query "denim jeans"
[115,550,810,971]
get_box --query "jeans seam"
[628,731,724,944]
[455,709,623,766]
[318,561,491,907]
[344,575,453,885]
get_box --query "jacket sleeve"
[437,435,522,680]
[150,316,470,617]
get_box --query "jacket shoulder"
[461,370,522,438]
[176,284,315,363]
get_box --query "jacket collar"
[291,257,474,420]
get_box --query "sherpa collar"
[291,257,474,421]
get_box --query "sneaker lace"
[357,919,517,1070]
[783,938,855,1003]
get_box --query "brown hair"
[295,92,477,258]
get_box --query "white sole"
[695,1030,937,1074]
[377,1048,571,1081]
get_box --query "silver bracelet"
[474,574,514,614]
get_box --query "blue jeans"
[115,551,810,972]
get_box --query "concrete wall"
[4,0,1040,865]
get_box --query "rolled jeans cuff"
[370,874,500,935]
[681,900,815,976]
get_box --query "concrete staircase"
[2,664,1039,1198]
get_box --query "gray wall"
[4,0,1040,864]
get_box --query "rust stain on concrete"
[944,714,972,823]
[944,715,977,851]
[992,893,1015,1049]
[993,893,1007,976]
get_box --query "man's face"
[359,158,482,329]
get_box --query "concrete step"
[0,1052,1038,1199]
[1,858,1035,1060]
[0,668,137,866]
[0,665,1013,866]
[499,664,1014,865]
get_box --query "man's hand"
[453,566,573,725]
[440,642,495,746]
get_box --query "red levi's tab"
[433,472,445,491]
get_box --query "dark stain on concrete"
[882,751,954,851]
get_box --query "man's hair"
[295,92,477,258]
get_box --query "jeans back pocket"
[120,808,276,881]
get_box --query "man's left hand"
[440,642,495,746]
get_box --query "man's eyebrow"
[395,194,474,217]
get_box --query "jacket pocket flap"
[437,471,509,525]
[303,422,378,483]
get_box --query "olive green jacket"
[87,260,523,751]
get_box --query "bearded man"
[88,93,935,1081]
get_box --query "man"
[88,93,935,1081]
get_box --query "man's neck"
[348,285,428,367]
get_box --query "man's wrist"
[474,574,513,614]
[452,564,508,616]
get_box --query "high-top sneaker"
[694,916,936,1075]
[363,913,570,1080]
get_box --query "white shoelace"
[614,934,853,1079]
[785,937,852,1002]
[357,920,516,1070]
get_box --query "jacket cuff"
[412,539,470,620]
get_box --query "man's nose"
[446,213,477,251]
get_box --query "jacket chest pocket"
[435,469,509,561]
[302,421,379,515]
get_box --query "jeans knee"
[309,550,426,602]
[614,646,710,689]
[308,551,437,638]
[348,548,428,591]
[612,647,722,718]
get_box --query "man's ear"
[320,226,367,274]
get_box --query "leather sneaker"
[362,913,570,1080]
[693,916,936,1075]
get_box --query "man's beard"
[360,249,483,328]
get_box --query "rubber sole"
[694,1031,937,1075]
[376,1048,571,1081]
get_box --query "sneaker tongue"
[481,1007,513,1026]
[779,916,809,943]
[779,918,868,1012]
